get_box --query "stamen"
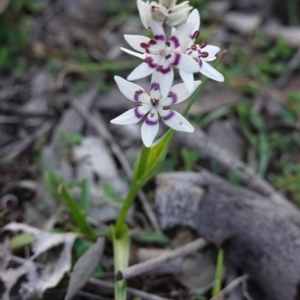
[145,57,152,63]
[193,57,199,62]
[165,41,171,47]
[166,54,171,59]
[163,106,170,110]
[136,102,142,106]
[141,42,149,49]
[192,30,200,40]
[136,89,143,94]
[200,41,207,49]
[156,65,162,71]
[150,38,157,45]
[201,52,208,58]
[150,99,159,107]
[191,44,197,51]
[150,112,154,117]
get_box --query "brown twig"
[210,275,249,300]
[116,238,207,281]
[88,278,172,300]
[0,121,54,159]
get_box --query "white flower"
[179,9,224,88]
[121,20,199,97]
[137,0,192,29]
[111,76,201,147]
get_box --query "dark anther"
[191,44,197,51]
[166,54,171,59]
[156,65,163,71]
[192,30,200,40]
[145,57,152,63]
[150,38,157,45]
[166,41,171,47]
[136,89,143,94]
[141,42,149,49]
[201,52,208,58]
[163,106,170,110]
[150,99,158,106]
[200,41,207,49]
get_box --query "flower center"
[159,49,168,57]
[150,98,159,107]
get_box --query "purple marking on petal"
[134,107,144,119]
[150,82,160,90]
[145,57,157,69]
[145,116,159,126]
[169,36,180,48]
[171,53,180,67]
[157,65,171,74]
[168,91,177,104]
[154,35,165,41]
[134,91,143,101]
[162,110,175,121]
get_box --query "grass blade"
[59,184,96,239]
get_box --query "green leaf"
[9,233,36,251]
[43,171,65,202]
[79,179,90,212]
[198,107,232,128]
[132,231,170,245]
[212,248,224,297]
[59,184,96,239]
[135,130,174,188]
[111,224,130,300]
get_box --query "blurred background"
[0,0,300,299]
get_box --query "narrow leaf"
[65,238,105,300]
[59,184,96,239]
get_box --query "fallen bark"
[155,171,300,300]
[175,129,288,205]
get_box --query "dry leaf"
[65,237,105,300]
[1,222,78,299]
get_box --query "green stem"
[115,183,140,236]
[135,144,151,180]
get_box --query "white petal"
[137,0,152,30]
[169,22,194,51]
[149,19,166,47]
[155,60,174,98]
[187,9,200,37]
[165,8,191,27]
[158,109,194,132]
[111,106,151,125]
[141,109,159,147]
[168,52,199,72]
[179,69,194,92]
[127,62,155,81]
[160,80,201,106]
[114,76,150,103]
[200,61,224,82]
[202,45,220,61]
[121,47,146,60]
[124,35,151,53]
